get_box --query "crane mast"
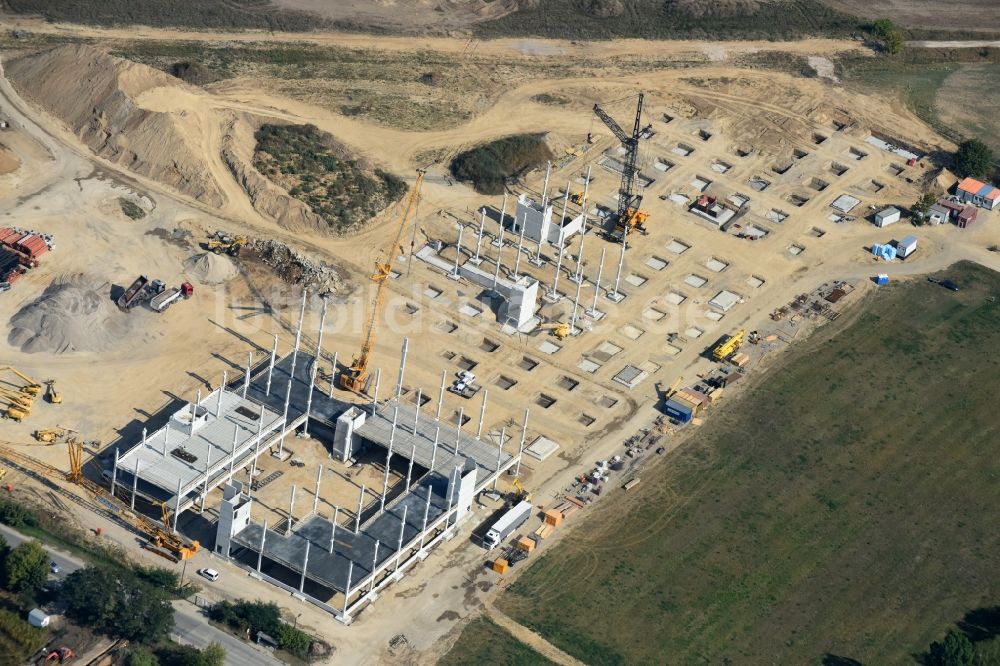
[340,171,425,393]
[593,93,650,238]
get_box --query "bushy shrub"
[450,134,553,194]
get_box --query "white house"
[927,203,950,225]
[874,206,901,227]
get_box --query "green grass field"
[439,617,556,666]
[472,262,1000,665]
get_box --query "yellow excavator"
[510,477,531,502]
[539,322,571,340]
[341,171,425,393]
[45,380,61,405]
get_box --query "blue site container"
[875,274,889,286]
[663,399,693,423]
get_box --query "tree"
[954,139,994,178]
[62,566,174,643]
[871,18,904,54]
[927,630,975,666]
[871,18,895,37]
[2,540,48,594]
[913,191,939,216]
[156,642,226,666]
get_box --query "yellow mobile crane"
[711,329,745,362]
[0,366,43,396]
[45,380,61,405]
[0,386,33,421]
[340,171,425,393]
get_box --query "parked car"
[198,568,220,582]
[49,562,60,574]
[942,280,960,292]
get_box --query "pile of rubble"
[245,238,346,294]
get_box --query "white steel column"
[548,186,570,300]
[265,334,278,396]
[572,165,592,284]
[328,351,338,398]
[243,352,252,399]
[216,372,227,416]
[372,368,382,412]
[278,378,292,455]
[299,539,310,593]
[369,540,381,593]
[570,271,584,333]
[355,484,365,533]
[287,485,297,535]
[472,208,486,264]
[289,289,308,381]
[419,484,432,549]
[588,246,607,317]
[130,457,139,510]
[172,477,182,533]
[405,440,416,494]
[110,448,119,499]
[313,464,323,514]
[513,212,527,279]
[380,403,399,512]
[492,192,508,247]
[435,370,446,421]
[493,426,506,491]
[413,388,422,432]
[394,505,408,572]
[329,506,339,553]
[540,160,552,208]
[190,390,201,437]
[200,443,213,513]
[257,519,268,572]
[608,227,627,302]
[251,402,265,476]
[430,425,440,474]
[395,338,409,399]
[228,422,238,484]
[476,389,488,440]
[342,561,353,616]
[454,407,464,456]
[516,408,529,476]
[450,225,463,279]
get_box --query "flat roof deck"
[118,389,284,506]
[356,398,513,486]
[246,353,352,428]
[232,473,452,593]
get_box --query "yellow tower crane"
[340,171,425,393]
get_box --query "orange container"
[543,509,563,526]
[492,558,509,574]
[516,537,535,552]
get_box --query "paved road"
[172,602,281,666]
[0,525,277,665]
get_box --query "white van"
[198,568,220,582]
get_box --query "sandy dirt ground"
[0,23,997,666]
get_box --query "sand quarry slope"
[8,274,133,354]
[5,44,225,207]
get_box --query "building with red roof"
[956,177,1000,210]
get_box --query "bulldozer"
[206,233,248,256]
[45,380,61,405]
[538,322,571,340]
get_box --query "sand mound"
[5,44,224,207]
[0,145,20,175]
[8,274,132,354]
[184,252,239,285]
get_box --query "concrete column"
[495,192,508,244]
[454,407,464,456]
[355,484,365,533]
[472,208,486,263]
[540,160,552,209]
[257,519,268,573]
[191,389,201,438]
[287,485,297,535]
[588,246,607,316]
[372,368,382,412]
[328,351,338,398]
[380,403,399,513]
[315,296,328,366]
[265,334,278,396]
[413,388,422,433]
[430,425,440,474]
[289,289,308,381]
[444,467,457,527]
[476,390,488,440]
[342,560,354,616]
[549,184,570,299]
[329,506,339,553]
[141,427,147,451]
[173,477,182,533]
[312,464,323,514]
[571,270,584,332]
[493,426,506,491]
[394,505,408,571]
[131,457,139,510]
[303,364,318,436]
[491,219,505,291]
[251,402,265,476]
[216,372,227,416]
[278,378,292,455]
[405,440,416,494]
[200,442,213,513]
[572,164,593,283]
[419,484,432,549]
[163,421,170,457]
[243,352,253,399]
[395,338,409,399]
[369,540,381,593]
[110,448,119,499]
[299,539,310,594]
[450,225,463,278]
[516,408,529,476]
[608,226,627,302]
[227,426,237,484]
[435,370,446,421]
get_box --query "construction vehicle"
[150,282,193,312]
[63,439,200,561]
[569,190,585,205]
[664,376,683,398]
[509,478,531,503]
[711,329,745,362]
[1,366,42,396]
[116,275,149,309]
[538,321,571,340]
[483,500,533,550]
[593,93,652,240]
[40,646,73,663]
[33,426,75,443]
[206,233,248,256]
[45,380,61,404]
[341,171,425,393]
[0,386,33,421]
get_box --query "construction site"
[0,23,997,665]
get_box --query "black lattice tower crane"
[592,93,651,238]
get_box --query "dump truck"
[483,500,533,550]
[150,282,193,312]
[117,276,149,309]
